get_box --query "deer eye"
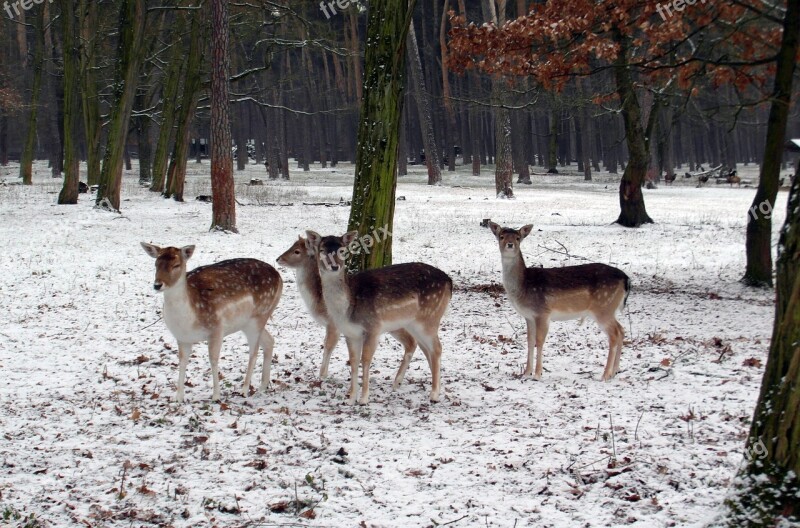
[172,264,180,270]
[294,250,301,254]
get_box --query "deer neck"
[295,258,325,316]
[500,251,527,299]
[162,274,201,336]
[319,271,357,333]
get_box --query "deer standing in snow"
[277,236,418,381]
[305,231,452,405]
[488,222,630,381]
[141,243,283,402]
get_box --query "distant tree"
[19,4,46,186]
[407,20,441,185]
[210,0,236,232]
[95,0,147,210]
[448,0,784,226]
[58,0,80,205]
[347,0,416,271]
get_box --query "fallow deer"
[277,236,418,382]
[141,243,283,402]
[305,231,452,405]
[488,222,630,381]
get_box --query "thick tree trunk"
[210,0,237,232]
[722,166,800,525]
[742,0,799,287]
[613,33,653,227]
[407,21,441,185]
[0,114,7,165]
[578,103,592,181]
[347,0,415,271]
[20,6,46,185]
[513,110,531,184]
[95,0,146,211]
[58,0,80,205]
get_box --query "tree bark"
[58,0,81,205]
[210,0,237,231]
[347,0,415,271]
[95,0,147,211]
[742,0,799,287]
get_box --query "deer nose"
[329,265,340,272]
[506,243,514,249]
[153,282,163,291]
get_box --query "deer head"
[141,242,195,291]
[276,236,311,268]
[306,230,359,274]
[488,222,533,258]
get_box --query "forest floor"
[0,160,792,527]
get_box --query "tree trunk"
[150,17,186,193]
[613,33,653,227]
[19,5,46,186]
[79,0,101,186]
[407,21,441,185]
[58,0,80,205]
[547,105,558,174]
[95,0,147,211]
[347,0,415,272]
[742,0,799,287]
[722,165,800,524]
[210,0,237,232]
[165,10,204,202]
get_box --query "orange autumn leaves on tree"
[447,0,785,96]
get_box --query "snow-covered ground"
[0,160,788,527]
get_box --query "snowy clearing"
[0,161,788,527]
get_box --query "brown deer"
[305,230,452,405]
[141,243,283,402]
[277,236,418,381]
[488,222,630,381]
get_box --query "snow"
[0,160,788,527]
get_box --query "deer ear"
[342,230,359,247]
[519,224,533,239]
[488,221,502,237]
[305,230,322,251]
[181,245,195,260]
[141,242,160,258]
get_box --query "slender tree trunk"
[407,21,441,185]
[742,0,799,287]
[440,0,456,172]
[612,33,653,227]
[210,0,236,231]
[20,5,46,185]
[58,0,80,204]
[150,17,186,193]
[166,10,204,202]
[0,113,7,165]
[79,0,101,186]
[45,4,64,179]
[347,0,415,271]
[95,0,147,211]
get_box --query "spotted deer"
[277,236,418,381]
[305,231,452,405]
[488,222,630,381]
[141,243,283,402]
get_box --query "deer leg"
[242,327,260,397]
[600,320,621,381]
[428,334,442,402]
[344,336,362,405]
[207,333,223,401]
[319,324,339,379]
[176,342,191,403]
[390,329,417,390]
[358,333,379,405]
[523,319,536,377]
[611,320,624,377]
[533,316,550,380]
[259,327,275,391]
